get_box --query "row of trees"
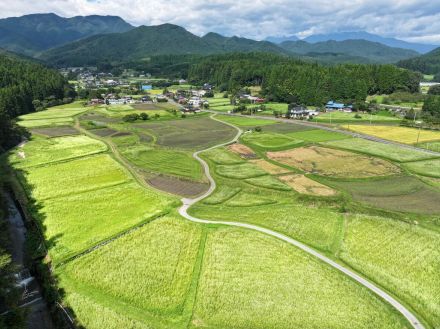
[0,52,72,149]
[188,53,421,106]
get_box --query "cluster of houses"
[325,101,353,112]
[239,94,265,104]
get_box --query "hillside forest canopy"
[0,52,73,149]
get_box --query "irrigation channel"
[178,115,426,329]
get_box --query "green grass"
[224,191,277,207]
[35,182,175,263]
[59,215,202,326]
[340,214,440,328]
[17,102,88,128]
[403,158,440,178]
[314,111,401,123]
[287,129,351,142]
[215,163,266,179]
[9,135,107,169]
[190,227,407,329]
[120,145,203,181]
[417,141,440,152]
[202,186,241,205]
[323,138,437,162]
[217,115,277,127]
[203,147,245,165]
[18,154,130,200]
[244,175,291,191]
[18,117,75,128]
[242,132,303,150]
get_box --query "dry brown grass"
[249,159,290,175]
[279,174,337,196]
[227,143,257,159]
[267,146,400,178]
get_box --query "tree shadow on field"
[6,163,84,329]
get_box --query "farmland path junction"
[178,114,426,329]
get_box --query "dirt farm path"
[178,115,425,329]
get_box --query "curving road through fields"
[178,115,425,329]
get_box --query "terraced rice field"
[17,154,130,200]
[17,103,87,128]
[59,216,202,327]
[324,138,437,162]
[242,132,303,150]
[30,126,79,137]
[249,159,290,174]
[315,111,401,123]
[134,116,237,149]
[286,129,350,142]
[9,135,107,169]
[403,158,440,178]
[120,145,203,181]
[190,227,407,329]
[267,146,400,178]
[329,175,440,214]
[9,108,439,329]
[345,125,440,144]
[340,215,440,327]
[216,115,277,127]
[279,174,337,196]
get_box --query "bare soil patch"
[112,132,132,138]
[249,159,290,175]
[148,175,208,197]
[279,174,337,196]
[228,143,257,159]
[267,146,400,178]
[30,126,79,137]
[92,128,118,137]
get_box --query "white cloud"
[1,0,440,44]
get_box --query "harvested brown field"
[134,117,236,149]
[227,143,257,159]
[30,126,79,137]
[92,128,118,137]
[112,132,132,138]
[80,113,119,123]
[249,159,290,175]
[279,174,337,196]
[267,146,400,178]
[148,175,208,197]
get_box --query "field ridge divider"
[55,211,170,267]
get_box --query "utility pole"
[416,121,422,144]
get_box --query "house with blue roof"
[325,101,353,112]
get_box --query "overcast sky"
[1,0,440,44]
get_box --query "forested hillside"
[188,53,421,105]
[0,52,72,149]
[398,47,440,74]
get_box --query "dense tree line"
[0,52,72,149]
[422,95,440,123]
[188,53,421,105]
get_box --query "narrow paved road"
[206,110,440,156]
[178,115,425,329]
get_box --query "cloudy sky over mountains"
[1,0,440,44]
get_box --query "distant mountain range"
[267,31,438,54]
[279,39,419,64]
[0,13,133,56]
[0,13,430,66]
